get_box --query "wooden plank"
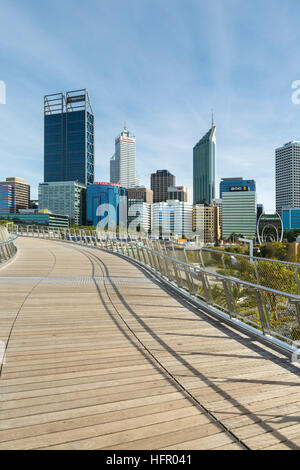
[1,237,300,450]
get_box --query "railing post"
[147,240,158,271]
[140,246,148,266]
[155,241,168,277]
[289,299,300,333]
[161,244,173,282]
[136,245,143,263]
[255,289,270,334]
[156,242,170,279]
[183,248,196,293]
[222,279,237,318]
[197,271,212,304]
[253,259,260,285]
[221,253,228,275]
[294,266,300,295]
[171,245,184,287]
[198,248,205,268]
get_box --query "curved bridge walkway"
[1,238,300,450]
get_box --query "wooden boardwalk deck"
[1,238,300,449]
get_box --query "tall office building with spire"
[110,123,138,189]
[193,118,216,205]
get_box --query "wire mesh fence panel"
[200,250,224,271]
[184,249,201,265]
[174,265,188,290]
[220,253,253,279]
[255,259,298,295]
[233,284,262,330]
[171,247,186,263]
[164,256,176,282]
[191,271,206,301]
[262,292,300,342]
[193,248,300,296]
[206,273,229,313]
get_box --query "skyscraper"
[275,141,300,215]
[110,124,138,188]
[193,124,216,205]
[44,89,94,186]
[151,170,176,203]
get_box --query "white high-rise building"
[276,141,300,215]
[128,199,151,234]
[110,124,138,189]
[152,200,193,238]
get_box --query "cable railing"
[0,226,17,265]
[9,224,300,354]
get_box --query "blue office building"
[44,89,94,186]
[86,182,127,229]
[220,177,256,197]
[282,208,300,231]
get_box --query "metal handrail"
[0,227,18,264]
[0,235,18,246]
[10,225,300,352]
[140,245,300,300]
[201,246,300,267]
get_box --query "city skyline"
[1,1,300,212]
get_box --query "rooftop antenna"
[211,109,214,127]
[124,121,127,130]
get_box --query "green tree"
[271,242,288,261]
[284,229,300,243]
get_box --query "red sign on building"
[94,182,122,187]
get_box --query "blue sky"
[0,0,300,211]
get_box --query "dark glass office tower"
[44,89,94,186]
[193,125,216,205]
[151,170,175,203]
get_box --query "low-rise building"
[0,210,69,228]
